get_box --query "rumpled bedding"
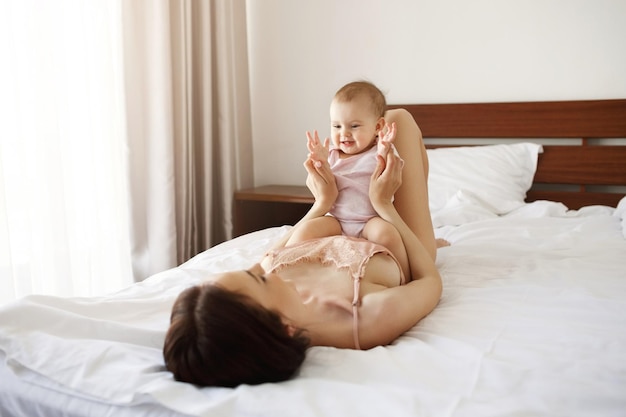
[1,197,625,417]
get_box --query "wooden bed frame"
[390,99,626,209]
[234,99,626,236]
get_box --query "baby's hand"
[376,121,397,157]
[376,122,404,169]
[306,130,330,168]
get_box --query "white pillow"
[427,143,543,214]
[431,189,498,228]
[613,196,626,239]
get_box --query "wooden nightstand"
[233,185,314,237]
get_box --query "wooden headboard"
[389,99,626,209]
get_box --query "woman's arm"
[357,113,443,349]
[269,152,338,250]
[369,150,439,283]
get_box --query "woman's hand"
[369,143,404,217]
[303,152,337,214]
[269,146,337,251]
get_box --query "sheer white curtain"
[0,1,133,304]
[0,0,253,304]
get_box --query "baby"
[289,81,410,279]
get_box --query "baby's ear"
[376,116,386,132]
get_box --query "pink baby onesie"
[328,145,378,237]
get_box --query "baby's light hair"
[333,81,386,118]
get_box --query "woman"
[163,109,442,387]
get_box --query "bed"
[1,99,625,417]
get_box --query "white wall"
[246,0,626,187]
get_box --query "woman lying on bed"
[163,109,442,387]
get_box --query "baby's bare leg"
[384,109,437,260]
[362,217,410,280]
[286,216,342,246]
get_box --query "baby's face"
[330,96,382,156]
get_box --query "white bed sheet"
[1,199,625,417]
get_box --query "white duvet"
[1,198,625,417]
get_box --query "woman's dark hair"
[163,284,310,387]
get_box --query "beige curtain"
[122,0,253,280]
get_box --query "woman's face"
[212,263,302,317]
